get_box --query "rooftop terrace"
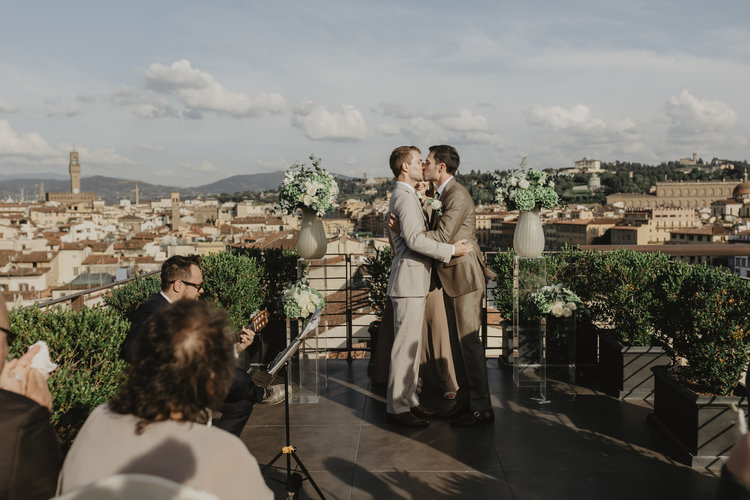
[242,360,719,499]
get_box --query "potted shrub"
[649,262,750,467]
[587,249,671,399]
[8,306,129,451]
[362,245,392,380]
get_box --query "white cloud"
[0,120,58,158]
[46,102,80,118]
[58,143,138,166]
[439,109,488,132]
[182,160,218,172]
[144,59,286,118]
[378,103,421,119]
[665,89,737,138]
[291,100,367,141]
[0,121,136,167]
[376,123,401,136]
[528,104,607,135]
[136,143,164,151]
[0,98,19,113]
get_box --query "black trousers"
[215,367,264,436]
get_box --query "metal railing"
[23,253,505,360]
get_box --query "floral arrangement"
[425,195,443,216]
[278,155,339,217]
[494,157,558,212]
[530,284,583,318]
[281,278,326,320]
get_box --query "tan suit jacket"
[425,178,495,297]
[387,182,452,298]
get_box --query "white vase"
[298,208,327,259]
[513,208,545,258]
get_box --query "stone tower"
[171,191,181,229]
[69,150,81,194]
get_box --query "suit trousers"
[443,288,491,412]
[387,296,427,414]
[215,367,263,436]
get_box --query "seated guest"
[57,300,273,500]
[0,300,63,500]
[121,254,282,437]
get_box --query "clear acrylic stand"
[513,256,549,403]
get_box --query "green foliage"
[102,273,160,323]
[587,249,671,346]
[8,306,128,451]
[652,263,750,395]
[490,247,750,395]
[363,246,393,318]
[230,247,302,319]
[200,252,263,328]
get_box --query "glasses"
[0,326,16,346]
[171,279,203,291]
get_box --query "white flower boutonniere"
[426,196,443,216]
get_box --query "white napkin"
[29,341,57,375]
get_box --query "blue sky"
[0,0,748,186]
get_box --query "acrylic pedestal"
[513,256,549,403]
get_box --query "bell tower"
[69,150,81,194]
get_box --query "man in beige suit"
[422,145,496,427]
[386,146,473,427]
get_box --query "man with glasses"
[121,255,281,436]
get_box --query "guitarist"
[120,255,284,437]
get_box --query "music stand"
[261,309,326,500]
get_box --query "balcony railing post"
[70,294,84,312]
[346,254,352,363]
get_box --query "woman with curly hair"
[56,300,272,500]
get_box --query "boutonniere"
[426,195,443,216]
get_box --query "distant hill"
[0,171,351,204]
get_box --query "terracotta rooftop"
[82,255,119,265]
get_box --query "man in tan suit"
[386,146,473,427]
[422,145,496,427]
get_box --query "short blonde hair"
[389,146,420,178]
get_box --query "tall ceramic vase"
[298,207,327,259]
[513,208,545,258]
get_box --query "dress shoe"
[411,405,437,419]
[387,411,429,427]
[441,401,470,419]
[450,409,495,427]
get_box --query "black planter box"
[649,366,748,468]
[598,333,670,400]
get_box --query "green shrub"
[587,249,671,346]
[200,251,264,328]
[8,306,128,451]
[230,247,302,319]
[363,246,393,319]
[653,263,750,395]
[102,273,160,323]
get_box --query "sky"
[0,0,749,187]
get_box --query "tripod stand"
[262,314,326,500]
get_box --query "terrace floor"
[241,360,720,499]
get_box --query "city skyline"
[0,0,748,187]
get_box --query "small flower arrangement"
[281,278,326,320]
[494,157,558,212]
[278,155,339,217]
[530,284,583,318]
[425,196,443,216]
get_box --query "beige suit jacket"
[387,182,453,298]
[425,177,495,297]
